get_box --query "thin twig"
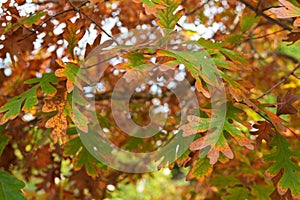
[244,29,286,42]
[32,0,85,4]
[80,11,119,45]
[292,73,300,79]
[239,0,292,31]
[185,1,208,16]
[93,90,172,101]
[257,63,300,100]
[67,0,119,45]
[270,51,299,63]
[82,55,118,69]
[17,1,89,42]
[255,0,262,14]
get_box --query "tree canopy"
[0,0,300,199]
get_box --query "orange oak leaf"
[269,0,300,19]
[195,79,210,98]
[295,17,300,26]
[264,109,287,132]
[43,89,68,143]
[189,132,234,165]
[182,102,253,165]
[269,0,300,28]
[45,112,68,144]
[55,61,83,93]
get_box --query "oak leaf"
[43,89,68,143]
[186,157,213,185]
[181,103,253,164]
[270,0,300,18]
[0,86,38,124]
[55,61,86,93]
[265,133,300,199]
[64,137,101,178]
[269,0,300,27]
[0,170,26,200]
[251,121,276,147]
[276,91,300,116]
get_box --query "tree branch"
[257,62,300,100]
[254,0,262,13]
[184,1,209,16]
[244,29,286,42]
[32,0,85,4]
[17,1,89,42]
[92,90,173,101]
[239,0,292,31]
[68,0,119,45]
[269,51,300,63]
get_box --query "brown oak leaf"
[277,91,300,116]
[250,121,276,147]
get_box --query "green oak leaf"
[0,125,9,157]
[0,86,39,124]
[64,137,104,177]
[21,11,46,26]
[265,133,300,198]
[210,175,242,188]
[157,0,182,31]
[182,102,253,164]
[186,157,213,183]
[0,170,26,200]
[241,16,260,32]
[222,187,253,200]
[25,72,59,95]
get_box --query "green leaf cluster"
[157,0,182,31]
[64,136,106,177]
[0,73,59,124]
[265,133,300,197]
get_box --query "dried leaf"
[251,121,276,146]
[269,0,300,19]
[277,91,300,116]
[43,89,68,143]
[284,28,300,43]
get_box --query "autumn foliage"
[0,0,300,199]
